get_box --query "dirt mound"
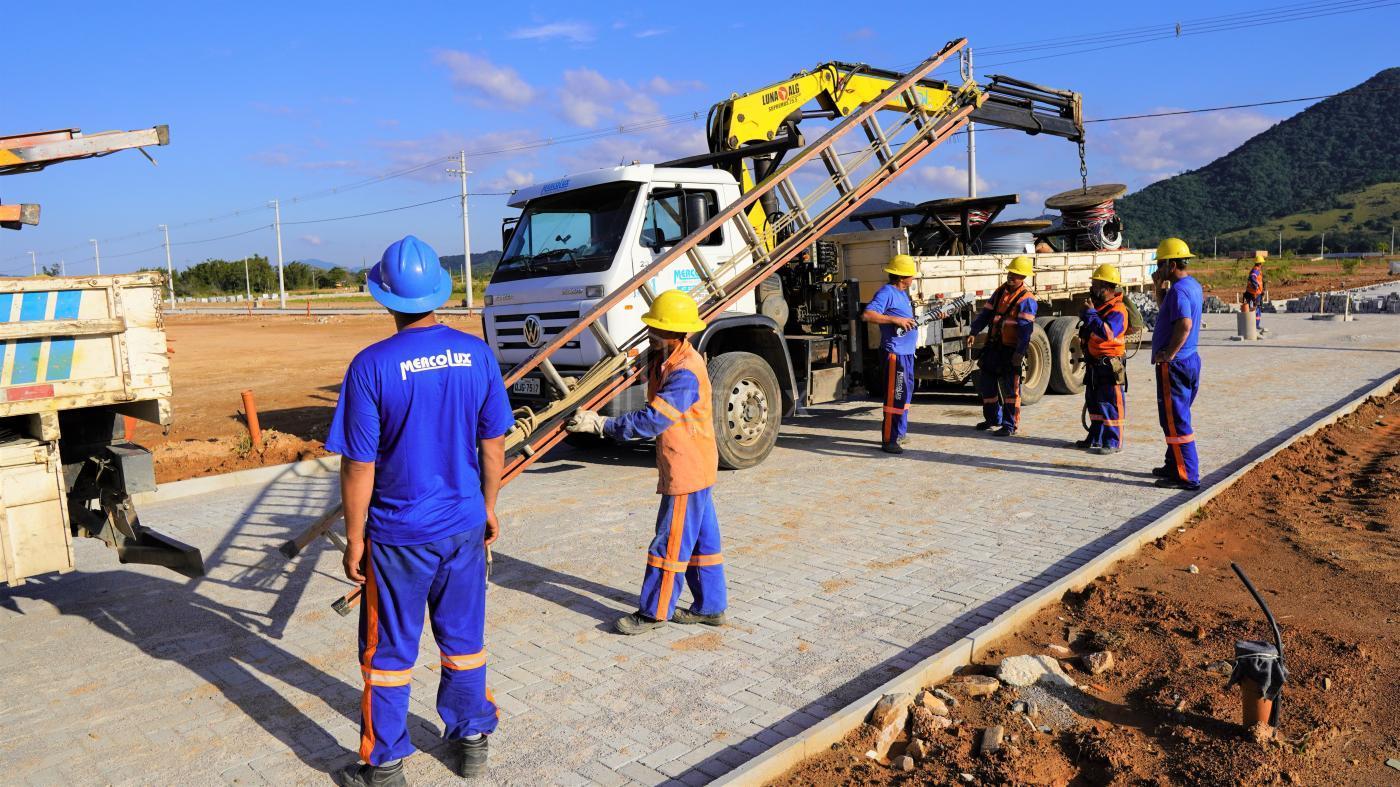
[153,429,328,481]
[773,383,1399,786]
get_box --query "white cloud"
[433,50,535,108]
[634,28,670,38]
[559,127,707,172]
[373,130,543,183]
[1104,108,1275,184]
[300,234,324,246]
[248,146,359,172]
[508,21,594,43]
[486,168,537,190]
[555,69,703,129]
[915,164,990,194]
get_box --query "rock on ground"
[997,654,1078,688]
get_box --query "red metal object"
[6,384,54,401]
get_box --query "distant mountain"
[440,250,503,280]
[296,258,342,270]
[1116,67,1400,253]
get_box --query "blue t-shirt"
[867,283,917,355]
[1152,275,1203,359]
[326,324,515,546]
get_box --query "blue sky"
[5,1,1398,275]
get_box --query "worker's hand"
[484,509,500,547]
[1152,350,1169,364]
[343,538,367,585]
[894,316,917,331]
[565,409,607,435]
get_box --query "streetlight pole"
[961,49,977,198]
[59,258,66,276]
[270,199,287,309]
[1277,227,1283,259]
[159,224,175,306]
[243,257,253,306]
[447,151,474,308]
[1212,235,1218,259]
[89,239,101,274]
[27,251,36,276]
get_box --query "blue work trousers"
[1155,355,1202,485]
[977,345,1022,431]
[882,352,915,445]
[1084,358,1126,449]
[359,527,497,765]
[640,487,726,621]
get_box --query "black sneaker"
[451,736,488,778]
[1150,465,1174,479]
[993,426,1017,437]
[615,611,666,635]
[881,441,904,454]
[672,608,726,626]
[974,421,994,431]
[1074,438,1093,449]
[335,761,406,787]
[1154,477,1200,491]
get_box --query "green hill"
[1116,67,1400,254]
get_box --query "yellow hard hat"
[884,253,917,278]
[1254,250,1267,262]
[1090,263,1122,286]
[640,289,707,334]
[1156,237,1193,261]
[1006,255,1035,277]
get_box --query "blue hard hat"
[367,235,454,313]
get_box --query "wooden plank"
[0,318,125,341]
[0,203,40,227]
[0,272,163,293]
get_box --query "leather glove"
[565,408,608,436]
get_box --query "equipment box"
[0,437,73,585]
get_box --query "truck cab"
[484,165,801,469]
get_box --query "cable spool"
[1046,184,1128,252]
[977,219,1052,255]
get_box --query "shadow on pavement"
[490,552,632,627]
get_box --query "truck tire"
[1019,324,1052,406]
[709,351,781,470]
[1046,315,1086,395]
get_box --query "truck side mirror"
[684,193,708,238]
[641,227,668,251]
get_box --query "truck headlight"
[585,285,604,299]
[483,295,494,306]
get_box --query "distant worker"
[862,254,919,453]
[969,255,1039,437]
[1243,251,1268,335]
[1151,238,1204,491]
[1075,263,1129,454]
[328,236,513,785]
[565,290,727,635]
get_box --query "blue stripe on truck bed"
[44,290,82,381]
[10,291,51,385]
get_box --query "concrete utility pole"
[243,257,253,304]
[59,258,65,276]
[1278,227,1283,258]
[447,151,474,308]
[159,224,175,306]
[1391,225,1395,256]
[1213,235,1218,259]
[1320,231,1326,258]
[27,251,36,276]
[270,199,286,309]
[89,239,101,274]
[961,50,977,199]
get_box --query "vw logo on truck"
[522,315,544,348]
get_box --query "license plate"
[513,378,541,396]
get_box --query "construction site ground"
[773,382,1399,787]
[3,313,1397,786]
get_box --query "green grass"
[1221,181,1400,246]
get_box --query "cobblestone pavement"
[3,314,1398,786]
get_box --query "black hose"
[1231,562,1284,726]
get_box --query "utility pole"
[59,258,65,276]
[1320,231,1326,258]
[27,251,36,276]
[159,224,175,306]
[1391,225,1395,256]
[447,151,474,308]
[243,257,253,305]
[1212,235,1217,259]
[270,199,286,309]
[1278,227,1283,259]
[89,238,101,274]
[961,50,977,198]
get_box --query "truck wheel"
[1046,316,1086,395]
[1019,324,1052,406]
[709,351,781,470]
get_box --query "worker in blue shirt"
[327,236,515,786]
[862,254,919,454]
[1151,238,1204,490]
[969,256,1038,437]
[1076,264,1129,454]
[1243,251,1268,335]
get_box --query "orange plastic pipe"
[241,389,263,449]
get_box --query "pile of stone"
[1127,292,1158,325]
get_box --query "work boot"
[450,735,488,778]
[335,760,406,787]
[1074,438,1093,449]
[993,426,1017,438]
[1154,476,1200,491]
[897,434,910,446]
[1091,446,1120,455]
[881,441,904,454]
[974,421,994,431]
[672,608,726,626]
[1150,465,1174,479]
[615,611,666,635]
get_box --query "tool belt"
[1087,355,1126,385]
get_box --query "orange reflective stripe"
[883,353,897,443]
[359,540,380,762]
[1089,414,1105,421]
[1159,364,1189,480]
[655,494,687,619]
[882,405,908,415]
[1114,383,1126,447]
[651,396,683,422]
[646,554,689,573]
[1164,434,1196,445]
[440,650,487,671]
[362,666,414,686]
[688,553,723,567]
[981,396,1000,404]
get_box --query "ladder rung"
[820,149,853,194]
[638,283,657,305]
[685,249,724,297]
[588,320,621,356]
[902,89,929,129]
[861,117,894,168]
[731,214,767,261]
[539,359,570,396]
[775,180,811,228]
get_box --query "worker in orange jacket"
[1075,263,1129,454]
[566,290,726,635]
[1243,251,1268,335]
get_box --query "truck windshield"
[494,182,641,283]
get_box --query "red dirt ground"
[773,383,1399,786]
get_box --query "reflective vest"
[647,342,717,496]
[1246,265,1264,296]
[987,284,1031,346]
[1087,294,1128,358]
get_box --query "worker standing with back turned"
[1243,251,1268,336]
[1075,263,1129,454]
[329,235,514,786]
[969,255,1038,437]
[565,290,727,635]
[862,254,919,454]
[1151,238,1204,491]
